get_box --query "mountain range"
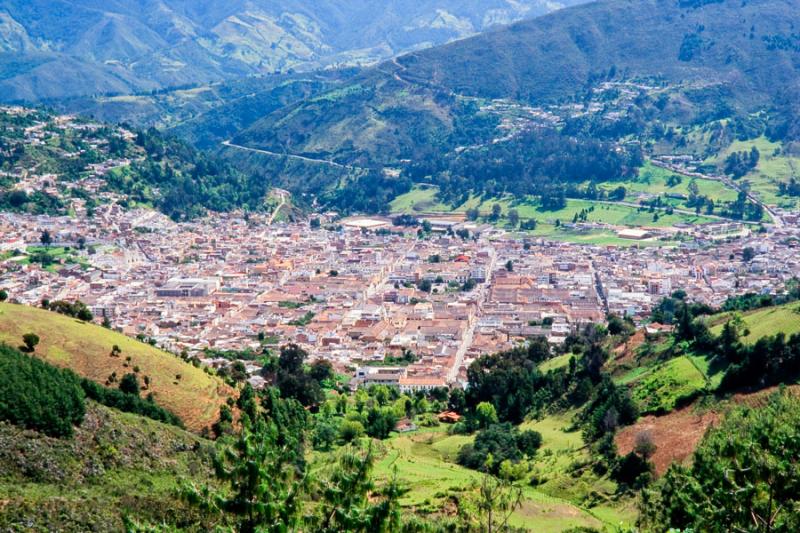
[0,0,585,101]
[229,0,800,167]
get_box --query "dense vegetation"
[0,343,85,437]
[80,377,182,427]
[641,391,800,531]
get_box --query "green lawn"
[389,185,453,213]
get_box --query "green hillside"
[236,0,800,161]
[0,303,234,432]
[0,401,214,532]
[709,302,800,343]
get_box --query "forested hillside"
[218,0,800,213]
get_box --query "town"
[3,203,798,392]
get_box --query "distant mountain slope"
[231,0,800,167]
[395,0,800,104]
[0,303,234,432]
[0,0,586,101]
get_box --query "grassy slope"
[0,401,214,532]
[707,136,800,208]
[0,303,234,432]
[709,302,800,343]
[609,161,739,204]
[373,418,635,531]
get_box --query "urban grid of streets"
[3,204,800,392]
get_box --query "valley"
[3,0,800,530]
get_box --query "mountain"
[208,0,800,212]
[0,0,586,101]
[232,0,800,164]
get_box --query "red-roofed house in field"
[437,411,462,424]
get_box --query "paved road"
[447,246,496,383]
[222,140,355,170]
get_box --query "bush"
[457,423,542,474]
[0,344,85,437]
[338,420,365,443]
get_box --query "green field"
[0,303,234,432]
[709,303,800,344]
[14,246,91,272]
[371,415,635,531]
[604,160,739,204]
[391,186,714,246]
[539,353,574,373]
[707,136,800,208]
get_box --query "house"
[395,418,418,433]
[437,411,462,424]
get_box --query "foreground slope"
[0,303,234,432]
[0,401,214,532]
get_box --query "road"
[221,140,355,170]
[447,245,496,383]
[267,190,288,225]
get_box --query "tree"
[505,260,513,272]
[490,203,502,221]
[448,388,466,412]
[185,413,306,533]
[466,208,480,221]
[475,402,499,429]
[40,229,52,247]
[22,332,40,353]
[310,360,334,384]
[0,344,85,438]
[641,391,800,532]
[276,344,323,406]
[507,209,520,228]
[0,289,7,302]
[119,373,140,396]
[460,474,523,533]
[633,430,657,462]
[742,246,756,262]
[306,445,401,533]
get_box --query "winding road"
[221,140,356,170]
